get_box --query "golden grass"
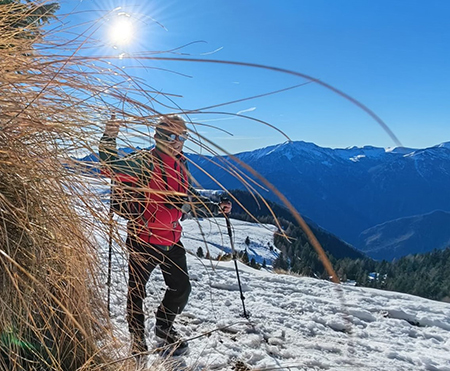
[0,2,113,369]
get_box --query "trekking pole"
[106,188,113,315]
[224,212,249,319]
[105,113,117,315]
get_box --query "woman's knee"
[183,279,192,298]
[173,277,191,304]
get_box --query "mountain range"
[185,141,450,260]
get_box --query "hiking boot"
[154,325,188,350]
[130,331,148,356]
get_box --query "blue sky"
[58,0,450,154]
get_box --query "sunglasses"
[157,130,189,142]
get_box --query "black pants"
[126,236,191,335]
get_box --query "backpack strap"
[110,150,153,220]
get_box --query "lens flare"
[110,16,134,46]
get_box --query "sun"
[109,15,134,46]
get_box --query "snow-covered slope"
[181,218,279,266]
[98,214,450,371]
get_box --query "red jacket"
[99,141,189,246]
[138,149,189,245]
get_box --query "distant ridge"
[358,210,450,261]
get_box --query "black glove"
[165,195,190,213]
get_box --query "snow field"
[98,218,450,370]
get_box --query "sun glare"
[109,16,134,46]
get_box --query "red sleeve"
[101,169,139,183]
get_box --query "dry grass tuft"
[0,133,107,369]
[0,2,111,369]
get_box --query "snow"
[237,141,335,162]
[385,146,417,155]
[181,218,279,266]
[95,219,450,371]
[349,154,366,163]
[85,177,450,371]
[437,142,450,150]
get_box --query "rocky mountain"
[358,210,450,261]
[186,141,450,254]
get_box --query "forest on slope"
[229,189,450,302]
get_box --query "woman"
[99,114,232,354]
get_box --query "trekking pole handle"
[224,214,235,251]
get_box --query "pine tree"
[241,250,249,264]
[250,257,260,269]
[273,252,289,271]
